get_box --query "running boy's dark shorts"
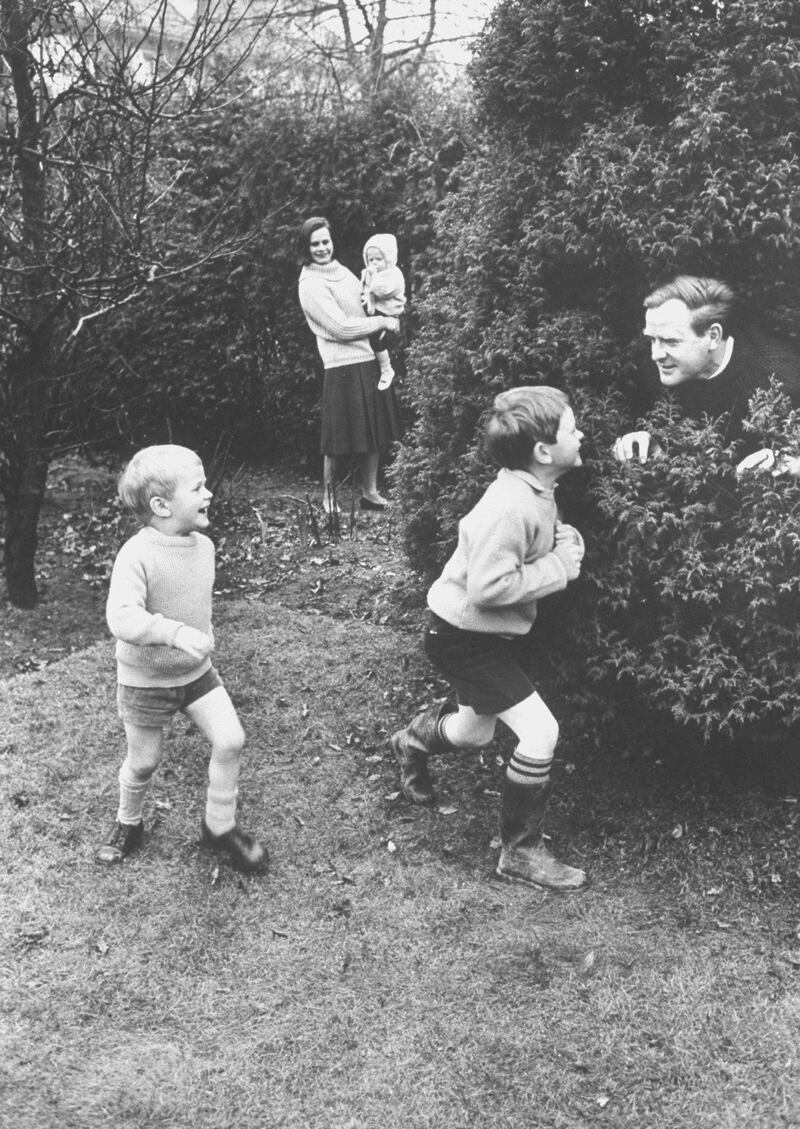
[424,613,538,716]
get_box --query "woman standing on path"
[297,216,401,513]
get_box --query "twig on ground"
[305,494,323,546]
[252,506,268,544]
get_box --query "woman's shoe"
[360,495,389,512]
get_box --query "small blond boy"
[96,444,267,872]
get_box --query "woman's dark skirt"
[320,360,401,456]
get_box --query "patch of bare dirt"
[0,457,425,681]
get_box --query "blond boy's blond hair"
[118,444,201,519]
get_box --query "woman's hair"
[118,444,201,518]
[297,215,332,266]
[485,386,570,469]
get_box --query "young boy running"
[95,444,268,872]
[391,386,586,891]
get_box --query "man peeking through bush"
[612,274,800,475]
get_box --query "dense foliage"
[0,0,261,606]
[586,386,800,743]
[393,0,800,750]
[79,80,472,464]
[64,0,800,749]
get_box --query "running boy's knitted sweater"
[106,525,215,688]
[427,468,575,636]
[298,260,379,369]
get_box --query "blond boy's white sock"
[204,787,237,836]
[205,755,240,835]
[117,767,151,825]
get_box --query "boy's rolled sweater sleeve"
[427,468,571,636]
[106,526,215,687]
[107,551,183,647]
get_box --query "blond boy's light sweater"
[427,468,576,636]
[106,525,215,688]
[298,260,379,370]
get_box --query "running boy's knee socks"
[505,749,552,787]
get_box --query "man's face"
[643,299,720,387]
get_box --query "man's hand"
[174,626,213,661]
[778,454,800,478]
[735,448,775,476]
[613,431,653,463]
[736,449,800,478]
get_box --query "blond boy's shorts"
[117,667,222,728]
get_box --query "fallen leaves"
[18,926,49,948]
[578,949,597,978]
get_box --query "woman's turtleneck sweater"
[298,260,379,370]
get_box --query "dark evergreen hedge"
[77,82,471,465]
[393,0,800,750]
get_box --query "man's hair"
[118,444,201,518]
[297,215,332,266]
[485,385,570,469]
[643,275,738,336]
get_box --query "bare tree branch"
[0,0,276,605]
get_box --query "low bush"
[579,384,800,747]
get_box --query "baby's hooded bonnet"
[363,233,398,268]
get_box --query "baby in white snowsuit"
[361,233,406,390]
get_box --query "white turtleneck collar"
[300,260,348,281]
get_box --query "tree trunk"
[3,441,50,609]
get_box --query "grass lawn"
[2,458,800,1128]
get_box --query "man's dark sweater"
[640,329,800,450]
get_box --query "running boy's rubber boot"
[389,701,456,805]
[496,778,585,891]
[200,820,269,873]
[95,820,144,864]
